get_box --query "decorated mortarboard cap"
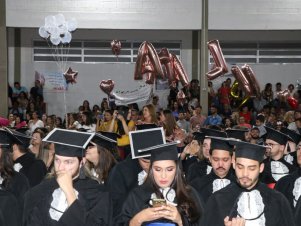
[280,127,301,144]
[136,124,158,130]
[139,142,179,162]
[43,128,94,157]
[201,127,227,138]
[226,129,248,141]
[129,127,165,159]
[264,126,291,145]
[4,128,31,148]
[209,136,234,153]
[91,132,117,150]
[192,132,205,143]
[229,140,266,162]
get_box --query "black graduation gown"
[202,182,295,226]
[14,152,47,187]
[23,177,112,226]
[0,190,20,226]
[295,197,301,225]
[107,157,143,218]
[190,169,236,203]
[260,155,297,186]
[115,182,203,226]
[3,171,30,224]
[275,168,301,210]
[186,159,212,183]
[181,155,198,175]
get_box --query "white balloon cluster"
[39,14,77,45]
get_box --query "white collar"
[49,188,79,221]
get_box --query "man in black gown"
[191,137,236,203]
[260,126,296,188]
[186,128,227,182]
[23,128,112,226]
[9,128,47,187]
[202,141,295,226]
[276,139,301,222]
[280,126,301,167]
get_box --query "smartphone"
[152,198,166,207]
[98,114,104,120]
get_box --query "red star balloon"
[63,67,78,84]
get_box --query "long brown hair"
[142,104,158,124]
[145,160,201,223]
[86,145,117,183]
[162,109,178,137]
[0,147,15,189]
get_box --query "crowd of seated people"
[2,78,301,225]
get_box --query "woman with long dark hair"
[115,142,203,226]
[85,133,117,184]
[0,129,30,224]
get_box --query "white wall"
[6,0,201,29]
[6,0,301,30]
[15,28,193,117]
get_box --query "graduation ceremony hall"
[1,1,301,225]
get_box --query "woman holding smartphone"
[115,142,203,226]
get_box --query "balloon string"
[63,88,68,128]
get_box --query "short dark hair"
[256,114,265,123]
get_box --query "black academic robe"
[0,190,20,226]
[23,177,112,226]
[3,171,30,224]
[190,169,236,203]
[181,156,198,175]
[115,182,203,226]
[275,168,301,210]
[260,155,297,186]
[186,159,212,183]
[14,152,47,187]
[295,197,301,225]
[107,157,144,218]
[202,182,295,226]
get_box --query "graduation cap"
[4,128,31,148]
[138,142,179,162]
[43,128,94,157]
[192,132,205,143]
[226,129,248,141]
[229,140,267,162]
[99,131,121,140]
[280,127,301,144]
[200,127,227,138]
[91,132,117,150]
[209,136,234,154]
[15,127,29,134]
[0,129,22,148]
[264,126,292,145]
[129,127,165,159]
[136,124,158,130]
